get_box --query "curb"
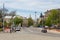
[47,30,60,34]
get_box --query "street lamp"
[35,11,37,21]
[35,11,37,26]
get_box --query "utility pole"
[35,11,37,22]
[29,14,31,18]
[35,11,37,26]
[2,3,4,31]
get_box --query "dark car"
[41,28,47,33]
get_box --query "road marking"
[28,29,34,32]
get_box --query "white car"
[16,26,21,31]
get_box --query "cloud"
[0,0,60,19]
[1,0,60,11]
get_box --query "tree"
[28,17,34,27]
[45,9,60,27]
[0,9,2,26]
[9,10,16,16]
[0,9,2,18]
[13,17,23,26]
[9,10,16,26]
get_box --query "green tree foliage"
[28,17,34,27]
[45,17,52,26]
[0,9,2,27]
[0,9,2,18]
[45,9,60,26]
[9,10,16,16]
[13,17,23,26]
[0,8,16,28]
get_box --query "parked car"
[15,26,21,31]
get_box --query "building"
[22,17,28,27]
[4,16,12,23]
[37,13,44,24]
[44,9,60,19]
[44,10,52,19]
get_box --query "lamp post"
[35,11,37,26]
[2,3,5,31]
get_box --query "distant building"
[4,15,28,27]
[44,10,51,19]
[4,15,23,23]
[44,9,60,19]
[38,13,44,24]
[4,16,12,23]
[22,17,28,27]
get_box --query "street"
[0,27,60,40]
[22,27,60,37]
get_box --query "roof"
[5,16,12,18]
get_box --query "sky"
[0,0,60,19]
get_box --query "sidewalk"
[47,29,60,34]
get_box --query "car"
[15,26,21,31]
[41,28,47,33]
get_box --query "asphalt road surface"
[22,27,60,37]
[0,27,60,40]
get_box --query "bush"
[0,28,3,31]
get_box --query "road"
[22,27,60,37]
[0,27,60,40]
